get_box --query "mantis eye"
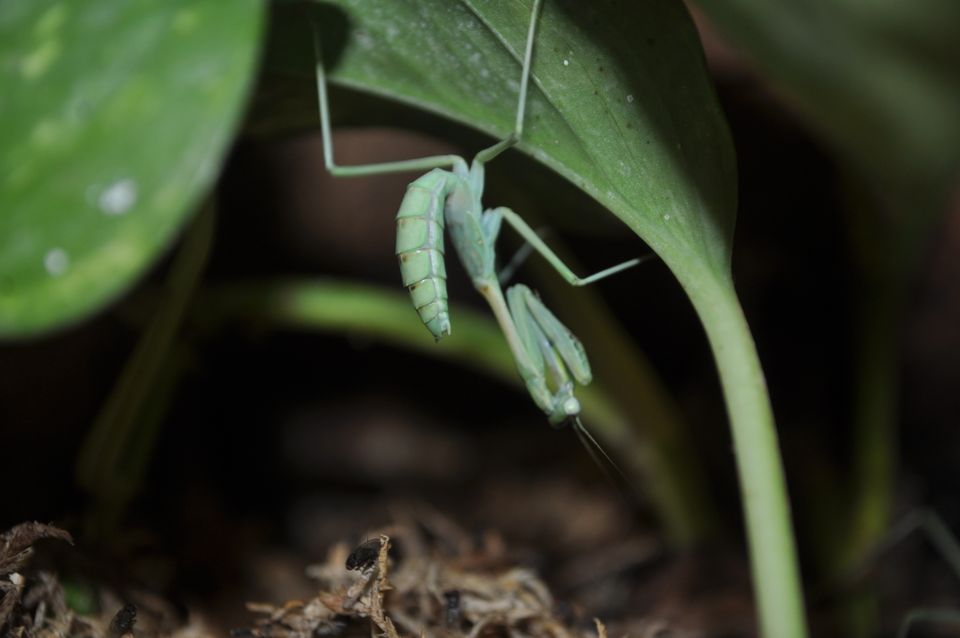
[562,397,580,416]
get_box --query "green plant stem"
[680,266,808,638]
[846,282,900,565]
[76,202,216,531]
[836,173,921,575]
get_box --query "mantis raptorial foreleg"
[507,284,591,385]
[509,283,638,483]
[834,509,960,638]
[494,283,587,424]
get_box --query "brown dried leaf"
[107,603,137,638]
[0,524,73,576]
[0,573,26,632]
[244,518,610,638]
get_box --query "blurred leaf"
[194,277,644,472]
[77,203,215,532]
[0,0,263,336]
[268,0,737,285]
[694,0,960,200]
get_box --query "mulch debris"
[241,519,604,638]
[0,523,212,638]
[1,517,696,638]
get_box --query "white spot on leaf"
[98,178,138,215]
[44,248,69,276]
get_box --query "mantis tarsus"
[312,0,639,439]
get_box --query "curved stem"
[680,266,808,638]
[76,201,216,533]
[845,281,899,566]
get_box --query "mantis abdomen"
[395,169,451,339]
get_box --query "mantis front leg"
[476,280,589,425]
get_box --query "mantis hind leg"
[497,227,547,285]
[897,610,960,638]
[472,0,544,166]
[889,510,960,637]
[311,23,466,177]
[493,206,646,286]
[840,509,960,637]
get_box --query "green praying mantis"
[311,0,639,440]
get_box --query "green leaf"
[0,0,263,337]
[269,0,737,284]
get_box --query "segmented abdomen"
[396,169,450,339]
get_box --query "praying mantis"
[311,0,639,435]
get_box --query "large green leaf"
[0,0,263,337]
[268,0,737,285]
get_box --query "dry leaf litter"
[242,520,610,638]
[0,523,214,638]
[2,519,683,638]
